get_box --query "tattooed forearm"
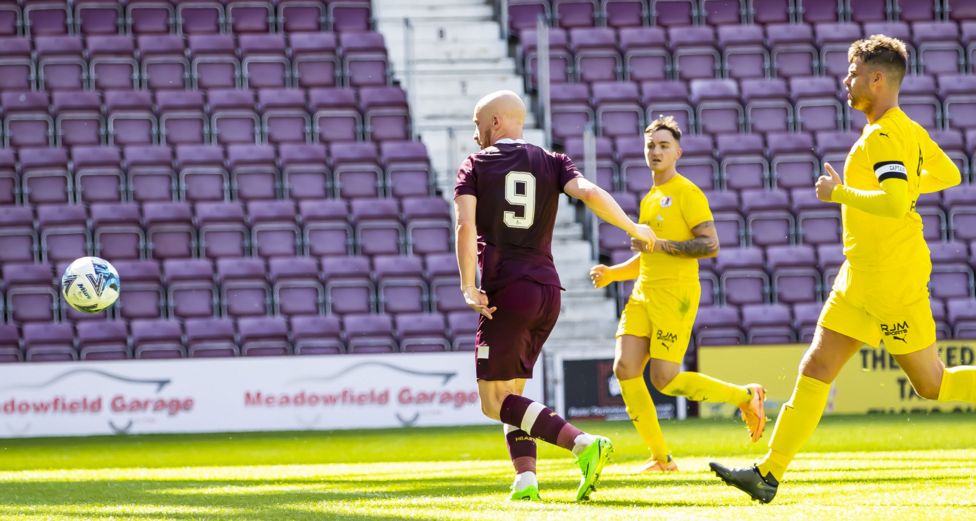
[656,236,719,257]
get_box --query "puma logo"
[892,335,906,343]
[879,132,889,137]
[660,342,672,350]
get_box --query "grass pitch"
[0,414,974,520]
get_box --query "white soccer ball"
[61,256,121,314]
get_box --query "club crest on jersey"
[660,196,673,208]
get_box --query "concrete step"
[378,0,490,6]
[375,4,494,20]
[548,317,619,341]
[408,57,518,75]
[553,221,582,240]
[406,75,526,98]
[378,21,503,44]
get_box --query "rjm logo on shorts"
[881,321,909,343]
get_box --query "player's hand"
[462,286,496,320]
[816,162,842,202]
[589,264,614,289]
[629,223,657,245]
[630,238,653,253]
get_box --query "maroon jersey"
[454,141,582,293]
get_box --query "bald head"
[472,90,526,148]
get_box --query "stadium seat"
[381,141,434,199]
[259,88,311,145]
[270,256,324,317]
[816,22,865,77]
[4,263,58,323]
[310,87,362,144]
[913,21,965,76]
[3,91,54,148]
[571,27,621,83]
[38,204,90,264]
[718,134,767,190]
[402,196,453,256]
[113,260,165,320]
[88,35,138,91]
[125,145,176,203]
[768,133,818,189]
[742,188,794,246]
[593,81,643,138]
[281,143,331,201]
[332,142,385,200]
[742,303,796,344]
[185,317,239,358]
[556,0,599,29]
[249,200,301,258]
[157,90,209,145]
[360,86,411,142]
[351,198,403,256]
[53,91,103,147]
[196,202,248,259]
[189,34,240,89]
[397,313,451,352]
[651,0,696,25]
[227,1,274,33]
[73,146,125,204]
[217,257,271,317]
[427,253,468,314]
[176,0,223,35]
[793,302,823,343]
[340,32,390,87]
[127,0,176,35]
[145,201,195,259]
[447,311,478,351]
[209,89,261,145]
[0,206,37,265]
[619,27,669,82]
[105,89,156,146]
[176,144,229,202]
[240,33,290,90]
[0,149,14,206]
[301,199,353,257]
[375,255,428,316]
[767,244,821,304]
[289,32,340,88]
[24,322,76,362]
[670,26,720,82]
[322,255,374,315]
[238,316,291,357]
[344,313,397,353]
[290,315,345,355]
[36,35,85,91]
[278,0,328,33]
[693,305,744,346]
[164,258,216,319]
[767,23,818,79]
[77,320,130,360]
[0,324,22,363]
[91,202,143,260]
[139,34,189,90]
[716,246,768,305]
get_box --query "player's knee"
[613,359,641,380]
[911,379,941,400]
[650,371,675,392]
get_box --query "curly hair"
[644,115,682,142]
[848,34,908,84]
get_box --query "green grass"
[1,414,975,520]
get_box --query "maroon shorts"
[475,279,561,381]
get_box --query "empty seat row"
[0,32,389,92]
[0,0,370,37]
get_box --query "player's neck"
[652,168,677,186]
[864,96,898,124]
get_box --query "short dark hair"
[848,34,908,85]
[644,115,682,142]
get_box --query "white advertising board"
[0,353,544,438]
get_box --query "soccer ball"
[61,256,121,314]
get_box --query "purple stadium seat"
[897,75,943,131]
[592,81,642,138]
[36,35,85,90]
[269,256,323,317]
[570,27,620,83]
[520,28,572,87]
[240,33,290,90]
[227,1,273,33]
[209,88,260,145]
[138,34,188,90]
[447,310,478,350]
[792,77,844,132]
[24,1,68,36]
[0,324,21,363]
[381,141,433,198]
[24,322,75,362]
[670,26,720,81]
[185,317,239,358]
[641,80,695,138]
[816,130,860,168]
[176,144,229,202]
[217,257,271,317]
[913,22,965,75]
[37,204,89,263]
[145,201,195,259]
[20,147,70,205]
[889,0,934,21]
[91,202,143,260]
[176,0,222,34]
[105,89,156,146]
[87,35,137,90]
[310,87,362,143]
[555,0,598,28]
[0,206,36,264]
[78,320,130,360]
[291,315,345,355]
[651,0,695,25]
[742,79,792,135]
[508,0,548,36]
[427,253,468,314]
[0,37,33,91]
[227,144,278,201]
[693,305,744,346]
[742,188,794,246]
[72,146,123,204]
[702,0,746,24]
[238,316,291,357]
[792,301,822,343]
[249,200,300,258]
[599,219,632,254]
[669,134,718,191]
[3,91,53,148]
[289,32,339,88]
[603,0,646,28]
[189,34,240,89]
[862,21,914,54]
[767,23,818,78]
[164,258,215,318]
[929,130,970,181]
[769,132,818,189]
[716,246,768,305]
[947,186,976,241]
[340,32,389,87]
[124,145,174,203]
[351,198,403,256]
[916,198,946,242]
[941,74,976,132]
[126,0,173,34]
[396,313,451,352]
[280,143,330,200]
[344,313,397,353]
[568,135,617,190]
[699,267,720,307]
[113,260,164,320]
[742,303,796,344]
[719,25,769,80]
[332,142,385,199]
[403,196,453,256]
[360,86,411,142]
[0,149,14,206]
[767,244,821,304]
[551,83,593,142]
[259,88,310,145]
[330,0,370,32]
[278,0,327,33]
[815,23,865,77]
[196,201,248,258]
[619,27,669,82]
[322,255,374,315]
[849,0,889,22]
[4,263,57,323]
[300,199,352,256]
[798,0,843,23]
[132,318,185,359]
[949,0,976,21]
[797,204,841,245]
[717,134,767,190]
[947,298,976,338]
[53,91,102,147]
[0,6,18,37]
[157,90,208,145]
[375,255,428,315]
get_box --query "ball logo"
[86,260,120,297]
[660,196,673,208]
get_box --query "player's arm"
[589,253,640,289]
[632,221,720,258]
[563,177,654,242]
[818,161,911,218]
[454,194,495,319]
[919,137,961,194]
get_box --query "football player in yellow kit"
[589,116,767,473]
[710,35,976,503]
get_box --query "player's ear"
[674,144,682,161]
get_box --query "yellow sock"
[938,366,976,403]
[757,375,830,481]
[619,376,669,462]
[659,371,751,406]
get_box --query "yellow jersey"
[841,107,947,274]
[632,173,713,301]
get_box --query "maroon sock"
[499,394,583,452]
[505,426,537,474]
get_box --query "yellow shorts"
[819,261,935,355]
[616,283,700,364]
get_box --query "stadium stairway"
[374,0,620,352]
